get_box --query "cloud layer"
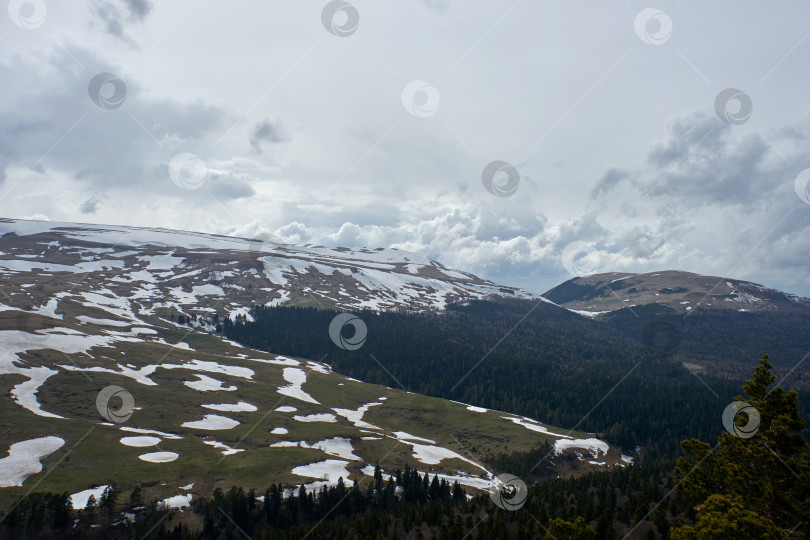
[1,1,809,296]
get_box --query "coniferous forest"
[221,301,801,460]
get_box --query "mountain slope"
[0,217,539,316]
[545,270,810,316]
[546,270,810,388]
[0,218,620,510]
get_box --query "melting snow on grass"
[138,452,179,463]
[359,465,493,491]
[271,427,288,435]
[76,315,131,327]
[310,438,359,460]
[120,436,161,447]
[203,440,244,456]
[202,401,257,412]
[184,374,237,392]
[0,436,64,487]
[163,359,253,380]
[277,368,319,404]
[0,329,113,418]
[407,443,466,465]
[181,414,240,430]
[119,426,182,439]
[293,413,337,423]
[160,493,193,509]
[332,402,382,429]
[291,459,353,491]
[395,438,491,475]
[70,486,109,509]
[247,355,300,366]
[393,431,435,444]
[275,406,297,412]
[502,416,573,439]
[271,437,359,461]
[553,438,609,458]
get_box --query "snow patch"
[70,486,109,509]
[203,440,244,455]
[160,493,193,509]
[120,436,161,447]
[184,374,237,392]
[181,414,240,430]
[277,368,319,404]
[293,413,337,423]
[138,452,179,463]
[553,438,609,458]
[202,401,257,412]
[0,436,65,487]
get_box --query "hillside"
[0,218,620,512]
[545,270,810,316]
[545,270,810,387]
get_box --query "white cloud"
[1,2,810,297]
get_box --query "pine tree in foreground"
[672,354,809,539]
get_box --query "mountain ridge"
[0,217,543,315]
[545,269,810,316]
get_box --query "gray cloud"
[2,2,810,298]
[90,0,153,41]
[639,112,781,205]
[250,120,289,153]
[123,0,152,20]
[79,196,101,214]
[591,166,630,199]
[207,173,256,200]
[646,113,728,168]
[0,45,231,200]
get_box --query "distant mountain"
[0,217,538,317]
[545,270,810,316]
[546,270,810,389]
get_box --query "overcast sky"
[2,1,810,296]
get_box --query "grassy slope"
[0,308,617,510]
